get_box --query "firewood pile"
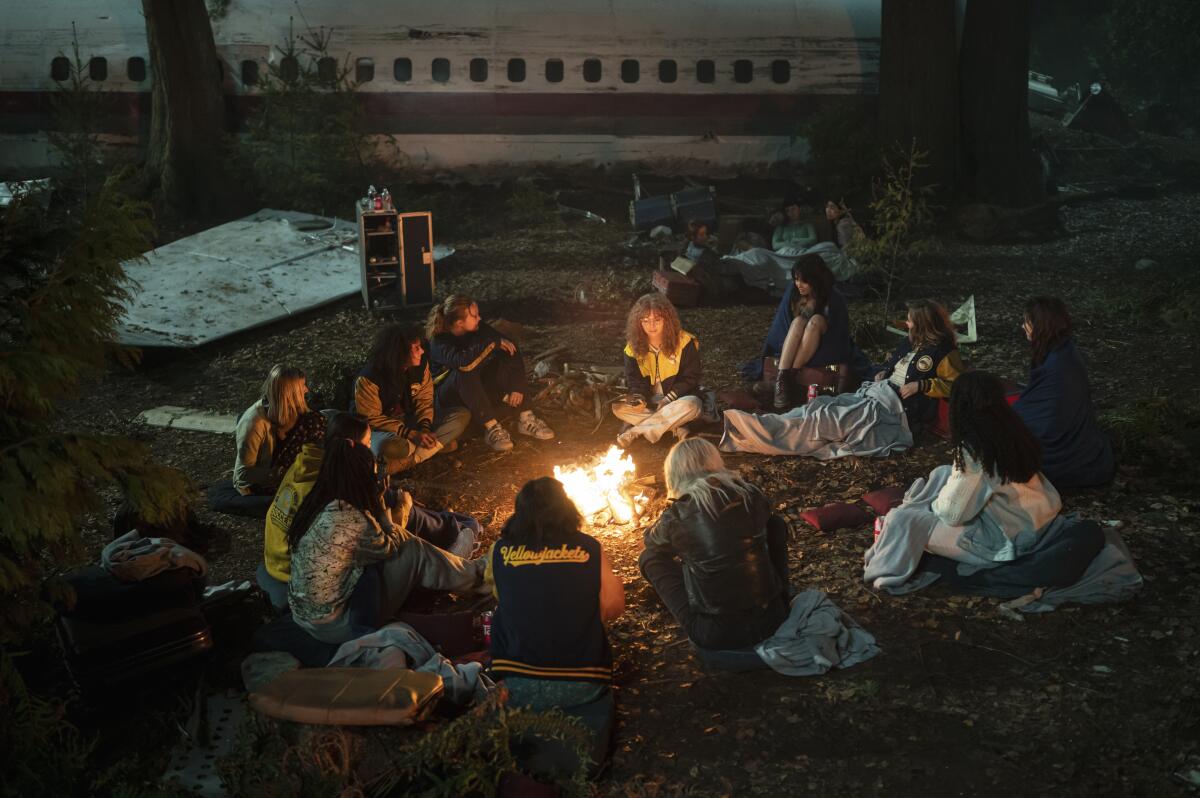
[528,346,627,425]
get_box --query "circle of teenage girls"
[207,249,1118,771]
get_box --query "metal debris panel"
[117,209,360,348]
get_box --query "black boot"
[774,368,797,410]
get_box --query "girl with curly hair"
[612,293,704,447]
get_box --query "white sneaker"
[484,423,513,452]
[517,410,555,440]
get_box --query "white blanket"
[720,242,861,296]
[720,380,912,459]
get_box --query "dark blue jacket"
[1013,339,1115,488]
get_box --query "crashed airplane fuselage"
[0,0,881,176]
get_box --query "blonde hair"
[906,299,956,349]
[664,438,757,520]
[625,293,683,358]
[261,364,308,431]
[425,294,476,338]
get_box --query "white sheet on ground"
[719,380,912,459]
[720,242,860,295]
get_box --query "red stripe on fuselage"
[0,89,873,137]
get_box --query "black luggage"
[55,566,212,689]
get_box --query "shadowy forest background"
[1,0,1199,794]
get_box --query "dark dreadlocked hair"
[286,436,386,550]
[948,371,1041,484]
[1024,296,1073,368]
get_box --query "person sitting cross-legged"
[257,412,479,612]
[354,323,470,474]
[426,294,554,453]
[612,293,703,447]
[286,427,486,645]
[638,438,790,668]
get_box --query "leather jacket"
[644,485,784,618]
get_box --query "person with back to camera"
[1013,297,1115,488]
[426,294,555,453]
[891,371,1063,565]
[612,293,703,448]
[286,428,486,645]
[772,197,817,254]
[488,476,625,773]
[258,412,480,612]
[773,254,855,410]
[354,323,470,474]
[208,363,326,518]
[639,438,790,669]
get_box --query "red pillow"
[862,486,906,516]
[800,502,871,532]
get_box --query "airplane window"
[771,59,789,84]
[127,57,146,82]
[89,57,108,81]
[696,59,715,84]
[583,58,602,83]
[394,58,412,82]
[317,57,337,84]
[658,59,677,83]
[545,59,564,83]
[356,57,374,83]
[470,58,488,82]
[50,56,70,82]
[507,58,525,82]
[734,59,753,84]
[241,59,259,87]
[432,58,450,83]
[621,59,639,83]
[280,55,299,82]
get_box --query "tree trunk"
[142,0,231,218]
[878,0,958,197]
[958,0,1044,207]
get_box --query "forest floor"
[48,154,1200,795]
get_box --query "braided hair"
[286,436,385,549]
[948,371,1041,484]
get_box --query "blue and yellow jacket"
[623,331,702,402]
[880,338,966,420]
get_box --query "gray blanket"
[720,380,912,459]
[329,622,495,705]
[720,242,860,296]
[754,590,881,676]
[863,467,1143,612]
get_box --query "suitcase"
[671,186,717,228]
[652,269,701,307]
[629,195,674,232]
[55,566,212,689]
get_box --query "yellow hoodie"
[263,443,324,582]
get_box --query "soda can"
[481,611,493,646]
[807,383,820,403]
[873,516,885,539]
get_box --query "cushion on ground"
[248,667,443,725]
[862,487,906,516]
[800,502,871,532]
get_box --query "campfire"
[554,445,647,527]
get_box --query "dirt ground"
[65,166,1200,795]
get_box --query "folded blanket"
[329,622,495,705]
[755,590,880,676]
[720,380,912,459]
[101,530,208,583]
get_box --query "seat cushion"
[800,502,871,532]
[862,487,906,516]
